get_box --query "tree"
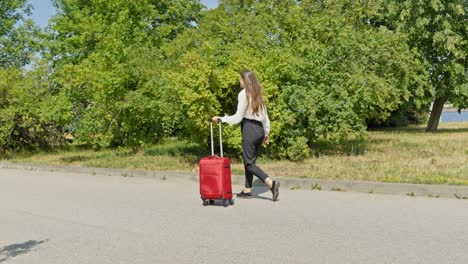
[0,0,41,68]
[46,0,203,149]
[166,0,427,160]
[0,60,70,152]
[0,1,58,153]
[377,0,468,131]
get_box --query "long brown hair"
[240,70,265,116]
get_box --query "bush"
[164,1,426,160]
[286,136,310,161]
[0,62,70,151]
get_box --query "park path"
[1,168,467,264]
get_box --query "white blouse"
[220,89,271,136]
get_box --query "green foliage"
[0,1,54,152]
[165,0,428,160]
[376,0,468,126]
[373,103,429,127]
[0,0,41,67]
[286,136,310,162]
[3,0,451,161]
[0,61,71,152]
[0,0,30,34]
[53,48,185,148]
[48,0,203,148]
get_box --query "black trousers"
[241,118,270,188]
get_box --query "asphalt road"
[1,168,467,264]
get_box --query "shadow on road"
[0,240,48,263]
[250,179,272,201]
[205,180,274,206]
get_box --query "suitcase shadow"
[207,200,233,207]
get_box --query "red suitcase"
[199,122,234,207]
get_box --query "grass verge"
[2,122,468,185]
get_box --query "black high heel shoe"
[237,190,253,198]
[271,181,280,201]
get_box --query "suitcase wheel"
[202,198,232,207]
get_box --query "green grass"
[2,140,204,172]
[2,122,468,185]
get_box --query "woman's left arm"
[261,108,270,144]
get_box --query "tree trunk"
[426,96,447,132]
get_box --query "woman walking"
[212,70,280,202]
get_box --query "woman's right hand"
[263,136,269,145]
[211,116,221,123]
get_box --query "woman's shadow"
[0,240,47,263]
[249,179,273,201]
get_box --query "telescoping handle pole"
[210,122,214,156]
[219,122,223,157]
[210,121,223,157]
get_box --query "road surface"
[1,168,467,263]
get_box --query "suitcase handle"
[210,121,223,157]
[206,155,222,159]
